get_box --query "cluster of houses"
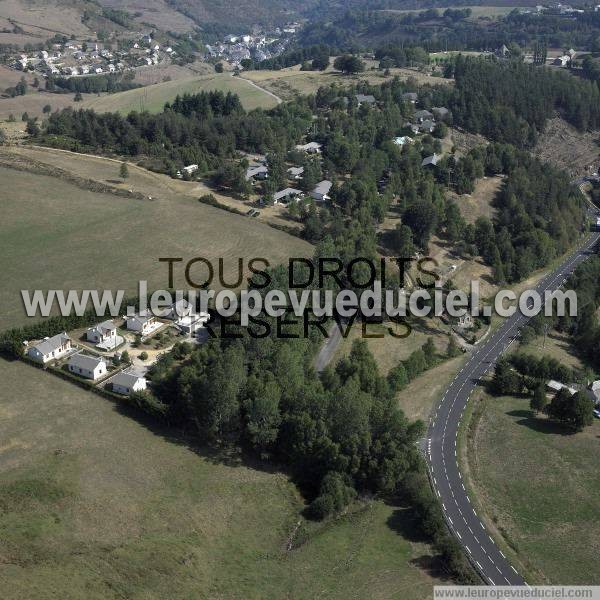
[10,33,175,78]
[22,299,209,396]
[244,143,332,206]
[205,25,297,68]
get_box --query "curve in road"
[427,214,600,586]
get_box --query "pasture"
[243,61,451,102]
[0,358,444,599]
[465,391,600,584]
[81,74,280,115]
[0,156,311,330]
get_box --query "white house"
[111,370,147,396]
[26,332,72,364]
[310,180,332,202]
[295,142,322,154]
[126,311,158,335]
[554,55,570,67]
[161,299,193,320]
[87,320,117,345]
[68,354,107,380]
[182,164,198,176]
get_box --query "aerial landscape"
[1,0,600,598]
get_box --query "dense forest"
[439,56,600,145]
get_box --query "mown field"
[0,359,444,599]
[0,160,311,331]
[81,74,279,115]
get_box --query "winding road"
[427,204,600,585]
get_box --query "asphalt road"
[427,212,600,585]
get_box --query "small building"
[161,299,193,320]
[547,380,577,396]
[554,55,570,67]
[402,92,418,104]
[432,107,450,120]
[68,354,107,380]
[273,188,303,205]
[295,142,322,154]
[111,370,147,396]
[126,311,158,335]
[26,332,72,364]
[415,109,434,123]
[288,166,304,179]
[356,94,376,106]
[310,180,332,202]
[245,165,268,181]
[419,119,436,134]
[404,122,420,134]
[87,320,117,345]
[421,154,441,168]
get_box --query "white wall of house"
[26,340,72,364]
[113,378,146,396]
[68,361,106,380]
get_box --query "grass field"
[81,74,280,115]
[243,62,451,102]
[0,157,311,331]
[465,391,600,584]
[0,359,445,599]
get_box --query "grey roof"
[432,106,449,116]
[127,311,154,326]
[415,109,434,120]
[402,92,418,101]
[112,370,146,388]
[288,166,304,176]
[68,353,106,371]
[312,180,332,196]
[97,320,116,331]
[245,165,268,180]
[356,94,376,104]
[274,187,303,202]
[32,332,70,355]
[420,119,435,132]
[421,154,441,167]
[296,142,322,151]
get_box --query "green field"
[82,74,279,115]
[0,164,311,330]
[466,392,600,584]
[0,359,444,599]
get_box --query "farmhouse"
[26,332,72,364]
[310,180,332,202]
[111,370,147,396]
[68,354,107,381]
[126,311,158,335]
[295,142,322,154]
[87,320,117,345]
